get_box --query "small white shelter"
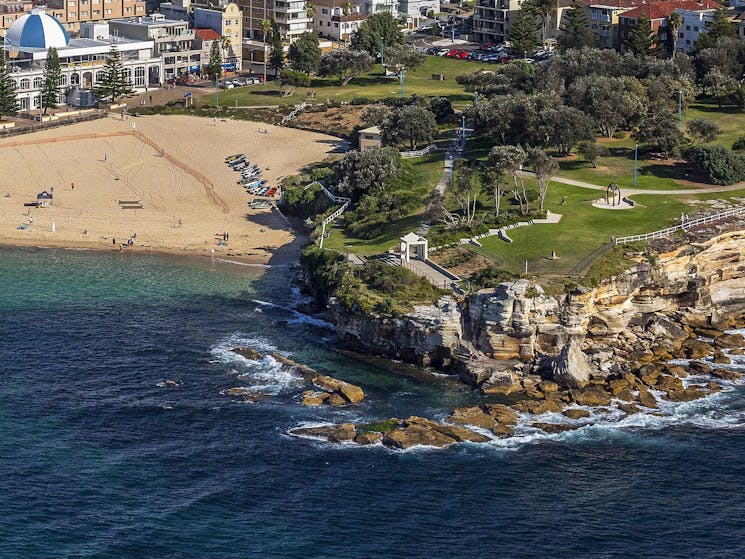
[400,232,428,263]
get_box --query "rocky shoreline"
[290,227,745,449]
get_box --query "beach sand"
[0,114,340,262]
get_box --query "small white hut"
[36,190,54,207]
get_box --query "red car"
[457,51,469,58]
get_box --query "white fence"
[400,144,437,159]
[304,181,351,249]
[615,206,745,245]
[280,101,307,126]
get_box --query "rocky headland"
[294,226,745,448]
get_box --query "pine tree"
[0,47,19,116]
[268,20,284,77]
[41,47,61,114]
[627,15,659,58]
[509,5,540,57]
[557,1,595,52]
[205,40,222,81]
[94,47,134,103]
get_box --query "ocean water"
[2,247,745,559]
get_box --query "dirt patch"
[291,105,364,138]
[429,246,495,277]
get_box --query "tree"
[627,15,659,58]
[632,110,683,157]
[93,46,134,103]
[577,140,604,168]
[41,47,61,114]
[568,74,646,138]
[703,68,737,108]
[288,31,321,74]
[488,145,529,215]
[685,145,745,185]
[537,104,594,155]
[0,47,18,116]
[528,148,558,211]
[686,117,721,144]
[319,48,373,86]
[530,0,557,45]
[733,135,745,151]
[694,7,736,50]
[381,104,437,149]
[278,69,311,86]
[204,40,222,81]
[557,1,595,52]
[447,162,480,226]
[429,96,454,123]
[350,13,403,57]
[509,5,540,57]
[666,12,682,57]
[360,103,390,126]
[268,20,284,77]
[383,44,426,75]
[334,146,403,200]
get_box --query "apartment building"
[108,14,202,79]
[674,6,716,52]
[194,2,242,70]
[311,0,367,42]
[472,0,520,45]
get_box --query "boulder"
[354,432,383,445]
[301,390,329,406]
[538,380,559,393]
[481,371,523,395]
[449,406,497,430]
[491,423,515,438]
[683,339,713,359]
[484,403,518,425]
[664,364,688,378]
[711,368,742,381]
[532,422,581,434]
[563,409,591,420]
[609,378,631,395]
[655,374,684,393]
[570,386,612,407]
[689,361,711,375]
[618,402,641,415]
[311,374,342,392]
[513,398,564,415]
[291,423,356,443]
[550,338,592,389]
[338,381,365,404]
[326,393,348,406]
[231,347,262,360]
[712,351,731,365]
[615,389,636,402]
[383,425,457,449]
[667,387,708,402]
[714,333,745,349]
[636,386,657,408]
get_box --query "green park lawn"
[474,183,745,276]
[204,57,485,108]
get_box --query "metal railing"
[400,144,437,158]
[303,181,351,249]
[280,101,306,126]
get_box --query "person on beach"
[112,238,116,245]
[71,181,75,190]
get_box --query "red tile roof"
[195,28,221,41]
[618,0,720,20]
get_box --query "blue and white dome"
[5,8,69,50]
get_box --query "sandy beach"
[0,114,340,262]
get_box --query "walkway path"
[416,132,462,237]
[528,172,745,197]
[405,259,455,290]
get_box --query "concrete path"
[525,172,745,197]
[405,259,454,290]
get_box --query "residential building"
[240,0,311,42]
[4,9,160,109]
[585,2,634,50]
[194,2,242,71]
[360,0,398,14]
[0,0,147,37]
[617,0,720,54]
[398,0,439,17]
[472,0,521,45]
[675,6,716,52]
[108,14,202,80]
[311,0,367,42]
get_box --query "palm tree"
[666,11,682,57]
[304,2,316,19]
[260,19,272,82]
[341,0,354,15]
[533,0,558,46]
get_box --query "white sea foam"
[286,313,335,329]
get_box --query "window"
[93,10,99,15]
[81,10,88,15]
[693,26,698,31]
[686,39,690,45]
[95,70,105,82]
[679,32,683,38]
[70,73,80,85]
[19,78,30,90]
[69,0,75,5]
[135,66,145,86]
[105,8,111,13]
[124,6,131,12]
[60,74,68,85]
[33,76,43,88]
[68,11,76,17]
[685,25,690,30]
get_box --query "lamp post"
[449,153,454,183]
[461,113,466,150]
[215,74,219,108]
[401,67,405,98]
[380,36,385,74]
[678,90,683,130]
[633,143,638,188]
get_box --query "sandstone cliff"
[328,229,745,387]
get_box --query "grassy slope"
[203,57,486,108]
[475,182,745,275]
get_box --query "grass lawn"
[204,57,485,108]
[683,102,745,149]
[322,153,445,255]
[474,183,745,275]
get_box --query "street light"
[215,74,219,108]
[678,90,683,130]
[380,36,385,74]
[401,67,405,98]
[633,143,638,188]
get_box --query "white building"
[397,0,439,18]
[674,7,716,52]
[4,9,160,110]
[312,0,367,42]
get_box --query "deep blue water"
[2,247,745,558]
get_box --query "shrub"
[733,135,745,151]
[685,145,745,185]
[278,69,311,87]
[350,97,370,105]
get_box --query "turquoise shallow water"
[1,246,745,558]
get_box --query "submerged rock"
[449,406,497,430]
[532,422,581,434]
[563,409,591,420]
[291,423,356,443]
[231,347,262,360]
[301,390,329,406]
